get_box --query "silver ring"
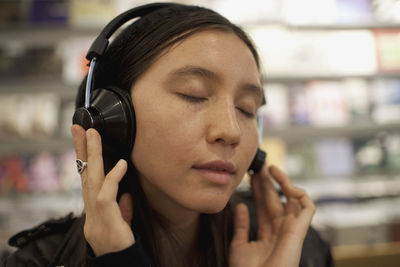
[76,159,88,174]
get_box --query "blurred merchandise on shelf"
[385,134,400,173]
[354,136,385,174]
[374,29,400,72]
[321,199,400,246]
[210,0,280,24]
[0,0,120,28]
[335,0,373,24]
[0,46,26,78]
[60,100,77,137]
[0,157,29,195]
[1,0,400,28]
[314,138,354,178]
[260,137,287,170]
[0,93,60,139]
[372,0,400,23]
[304,81,349,127]
[59,149,82,191]
[282,0,373,25]
[26,47,63,77]
[370,79,400,124]
[69,0,117,28]
[265,133,400,180]
[57,37,92,84]
[249,27,377,77]
[266,78,400,129]
[286,141,318,179]
[0,149,80,195]
[342,79,370,124]
[29,152,60,192]
[0,46,62,79]
[282,0,400,26]
[259,84,289,128]
[0,1,21,26]
[353,133,400,175]
[288,84,309,126]
[0,0,400,263]
[29,0,69,26]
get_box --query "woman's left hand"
[229,165,315,267]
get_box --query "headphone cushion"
[74,86,136,158]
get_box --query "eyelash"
[179,94,255,118]
[238,108,255,118]
[179,94,207,103]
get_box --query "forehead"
[148,29,261,85]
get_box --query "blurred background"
[0,0,399,266]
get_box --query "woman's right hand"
[71,125,135,256]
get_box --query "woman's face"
[130,30,262,214]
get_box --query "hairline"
[129,24,261,93]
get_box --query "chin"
[190,194,231,214]
[200,205,227,214]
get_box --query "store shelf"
[0,26,99,46]
[0,2,399,259]
[0,123,398,156]
[297,176,400,201]
[264,122,400,142]
[0,77,78,99]
[286,23,400,31]
[264,73,400,83]
[333,242,400,267]
[0,137,73,157]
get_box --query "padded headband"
[86,2,173,60]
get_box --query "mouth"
[192,160,236,185]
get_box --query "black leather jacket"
[2,202,334,267]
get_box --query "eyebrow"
[168,65,265,104]
[168,65,220,81]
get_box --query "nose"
[206,100,241,146]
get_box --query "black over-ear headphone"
[72,2,266,173]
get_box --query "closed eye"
[178,93,207,103]
[237,107,255,118]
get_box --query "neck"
[157,207,200,250]
[152,200,201,267]
[139,178,201,263]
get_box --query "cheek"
[237,124,259,174]
[130,97,200,175]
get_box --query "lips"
[193,160,236,174]
[192,160,236,185]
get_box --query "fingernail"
[117,159,127,168]
[86,129,91,139]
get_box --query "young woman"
[3,3,333,267]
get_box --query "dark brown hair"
[81,3,261,267]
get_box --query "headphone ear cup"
[72,86,136,158]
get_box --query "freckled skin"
[130,30,261,217]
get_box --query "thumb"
[231,203,250,245]
[119,193,133,225]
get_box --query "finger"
[71,124,88,164]
[252,165,284,225]
[269,166,303,198]
[231,203,250,245]
[99,159,127,202]
[71,125,90,212]
[96,159,128,226]
[297,190,316,224]
[251,167,268,224]
[86,128,105,185]
[119,193,134,225]
[284,197,302,216]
